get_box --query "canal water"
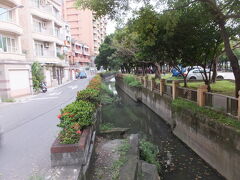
[102,79,225,180]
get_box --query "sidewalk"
[0,79,76,105]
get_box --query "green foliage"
[139,139,161,172]
[57,75,102,144]
[57,53,65,60]
[76,88,101,106]
[31,62,44,91]
[58,100,95,144]
[75,0,129,19]
[172,98,240,131]
[101,83,114,96]
[123,75,142,88]
[29,174,44,180]
[180,80,235,96]
[2,98,15,102]
[100,123,115,131]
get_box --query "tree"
[76,0,240,97]
[95,35,116,70]
[31,62,44,91]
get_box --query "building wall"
[0,0,33,100]
[63,0,107,61]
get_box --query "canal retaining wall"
[116,76,240,180]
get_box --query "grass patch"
[139,139,161,172]
[100,123,115,131]
[2,98,15,102]
[123,75,142,88]
[112,139,130,180]
[180,80,235,96]
[172,98,240,131]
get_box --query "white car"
[186,69,212,80]
[215,72,235,80]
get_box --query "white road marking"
[68,85,78,90]
[48,92,62,96]
[19,97,58,103]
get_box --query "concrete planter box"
[51,126,94,167]
[50,107,101,168]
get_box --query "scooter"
[40,82,47,93]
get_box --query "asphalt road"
[0,77,92,180]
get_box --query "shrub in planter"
[87,75,102,90]
[76,88,100,106]
[57,100,95,144]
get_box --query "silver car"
[186,69,212,80]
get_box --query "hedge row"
[57,75,102,144]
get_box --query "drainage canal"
[100,79,225,180]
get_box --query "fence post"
[150,79,154,91]
[197,85,208,107]
[172,81,180,100]
[143,76,147,88]
[238,91,240,119]
[160,79,166,96]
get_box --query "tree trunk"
[218,19,240,97]
[183,76,187,87]
[212,57,218,83]
[154,62,161,79]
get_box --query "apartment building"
[63,0,107,67]
[93,16,107,56]
[19,0,70,88]
[0,0,33,100]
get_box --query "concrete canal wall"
[116,76,240,180]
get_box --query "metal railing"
[164,85,172,96]
[205,92,238,116]
[177,87,198,102]
[121,76,239,118]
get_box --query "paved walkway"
[0,77,92,180]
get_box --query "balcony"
[31,3,64,27]
[0,52,25,61]
[0,20,23,35]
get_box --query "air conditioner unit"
[44,42,49,48]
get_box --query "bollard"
[197,85,208,107]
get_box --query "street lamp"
[0,5,24,16]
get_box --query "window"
[32,0,41,8]
[53,7,59,18]
[33,19,46,33]
[54,27,60,37]
[0,7,13,22]
[34,41,44,56]
[0,35,17,53]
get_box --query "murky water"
[102,79,225,180]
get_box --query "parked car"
[78,71,87,79]
[171,67,186,77]
[186,69,212,80]
[215,72,235,80]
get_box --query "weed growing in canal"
[100,123,115,131]
[112,139,130,180]
[100,83,117,104]
[123,75,142,88]
[139,139,161,172]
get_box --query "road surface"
[0,77,92,180]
